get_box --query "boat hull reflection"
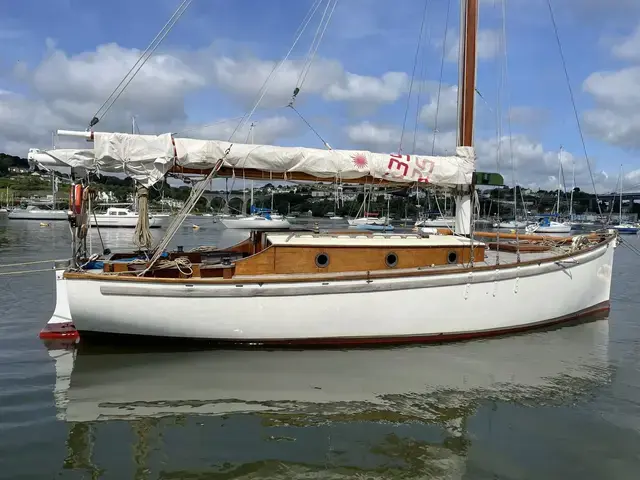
[51,316,611,424]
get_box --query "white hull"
[347,217,387,226]
[496,221,530,229]
[220,216,291,229]
[527,222,572,234]
[89,214,160,228]
[610,224,639,235]
[535,225,572,233]
[57,237,616,343]
[8,208,68,220]
[415,218,455,228]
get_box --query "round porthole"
[385,252,398,268]
[447,251,458,264]
[315,252,330,268]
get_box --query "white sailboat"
[220,215,291,229]
[219,181,291,229]
[0,187,9,213]
[8,205,68,220]
[34,0,618,345]
[610,165,638,235]
[416,217,456,228]
[8,173,67,220]
[527,151,572,234]
[347,189,390,228]
[495,220,530,229]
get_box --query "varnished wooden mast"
[457,0,479,148]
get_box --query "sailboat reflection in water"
[50,316,611,477]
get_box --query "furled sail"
[28,132,475,188]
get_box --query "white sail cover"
[28,132,475,188]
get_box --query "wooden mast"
[457,0,478,148]
[453,0,479,236]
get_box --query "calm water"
[1,215,639,479]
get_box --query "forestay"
[28,132,475,188]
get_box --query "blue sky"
[1,0,640,192]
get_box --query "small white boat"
[355,223,394,231]
[610,223,639,235]
[609,168,638,234]
[526,219,572,234]
[90,207,161,228]
[220,215,291,230]
[415,217,455,228]
[0,208,8,214]
[495,220,530,229]
[8,206,68,220]
[348,216,387,226]
[329,216,344,220]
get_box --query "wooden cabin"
[100,230,486,280]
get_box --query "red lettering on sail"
[385,154,410,178]
[411,157,435,183]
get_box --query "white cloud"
[30,43,206,126]
[0,40,415,157]
[178,115,299,145]
[582,27,640,149]
[324,72,408,104]
[419,85,459,132]
[508,106,548,127]
[445,29,501,63]
[210,56,409,108]
[209,56,343,107]
[584,67,640,110]
[611,25,640,61]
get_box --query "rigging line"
[174,105,289,136]
[89,0,192,126]
[430,0,452,156]
[399,0,431,154]
[500,0,520,260]
[292,0,325,52]
[0,259,69,268]
[289,105,332,149]
[0,268,57,277]
[228,0,323,141]
[412,12,433,154]
[147,0,328,264]
[298,0,339,89]
[545,0,602,215]
[296,0,332,88]
[494,69,502,262]
[98,2,191,124]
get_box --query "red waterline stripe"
[39,321,80,340]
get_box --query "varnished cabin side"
[233,244,485,276]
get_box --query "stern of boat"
[40,261,79,346]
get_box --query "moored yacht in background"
[8,205,68,221]
[89,207,161,228]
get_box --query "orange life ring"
[69,184,83,214]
